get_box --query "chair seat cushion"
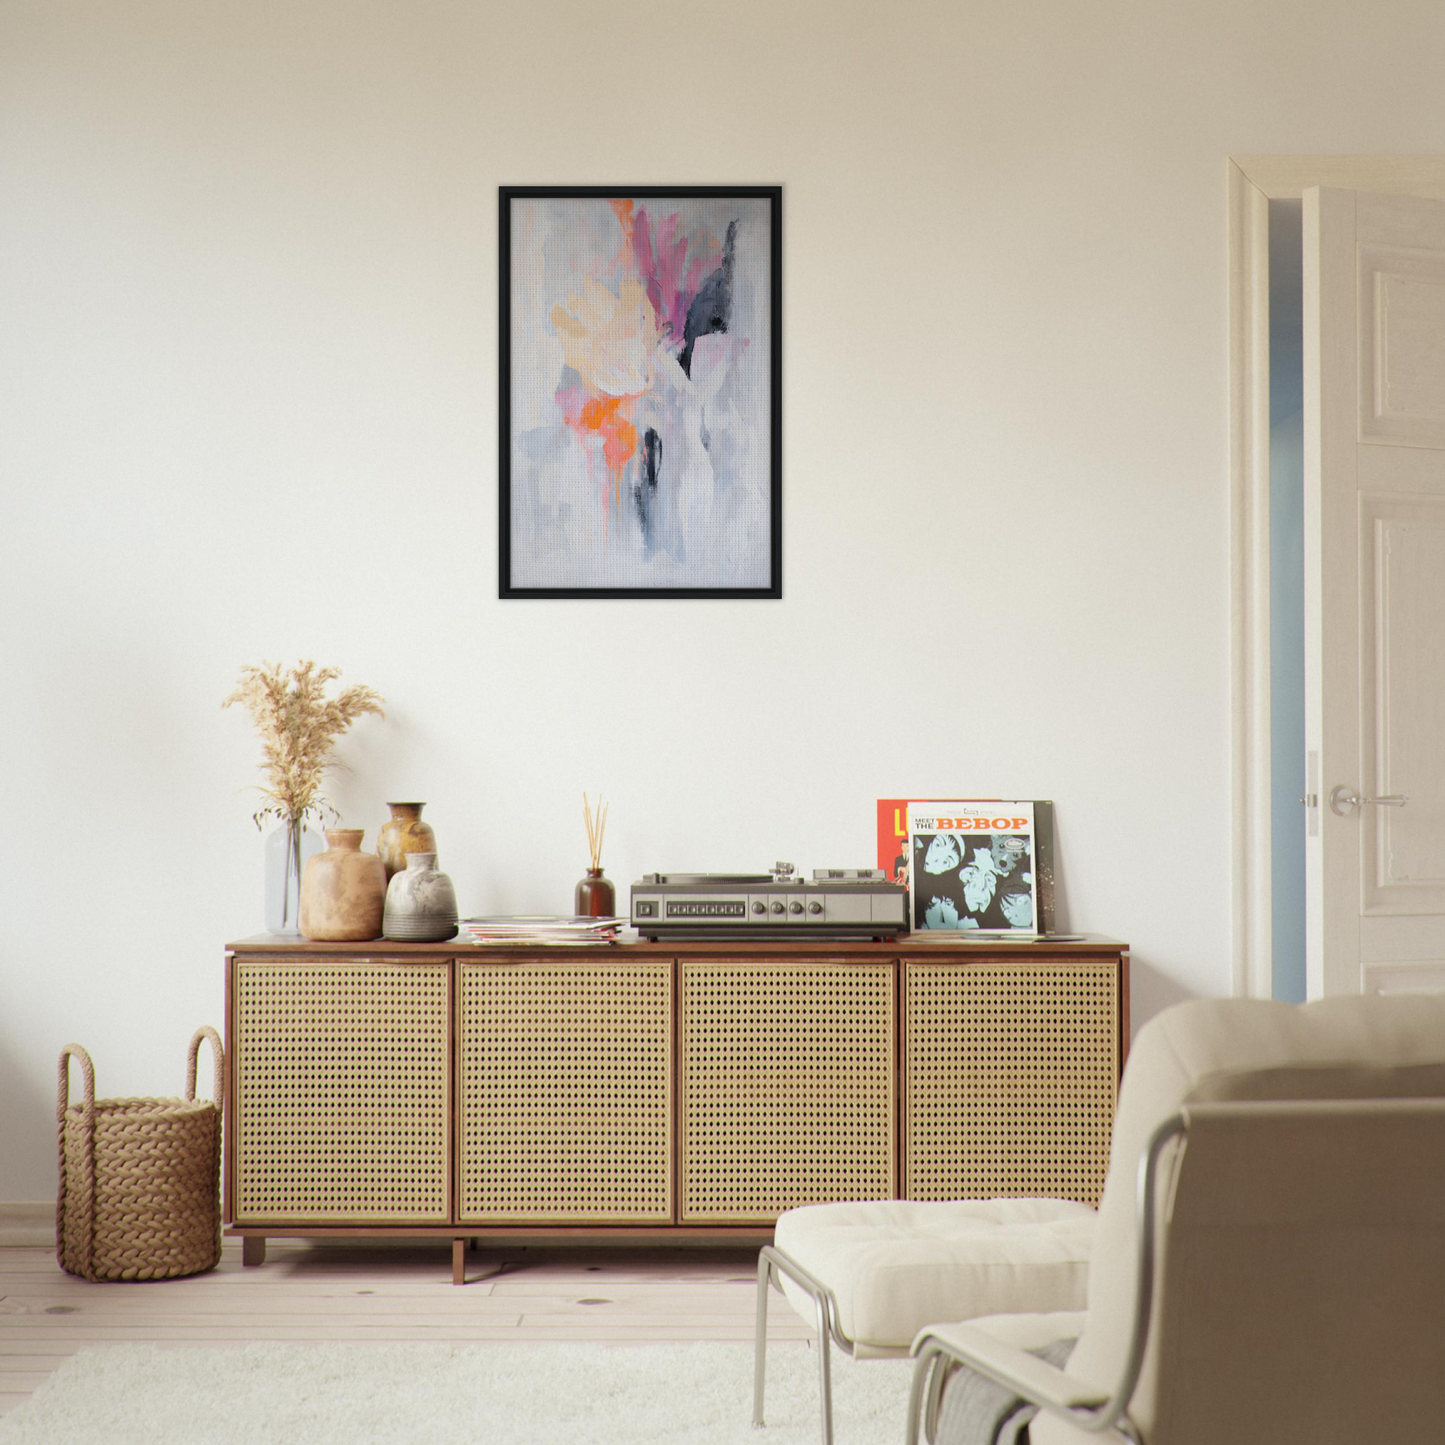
[773,1198,1096,1355]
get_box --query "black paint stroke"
[679,219,736,379]
[633,425,661,549]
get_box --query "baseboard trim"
[0,1201,54,1247]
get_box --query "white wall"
[3,0,1442,1200]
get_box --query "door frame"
[1227,157,1445,999]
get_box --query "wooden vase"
[299,829,385,941]
[376,802,438,881]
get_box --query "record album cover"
[878,798,1056,933]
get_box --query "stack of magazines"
[458,915,627,946]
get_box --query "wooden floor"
[0,1239,811,1416]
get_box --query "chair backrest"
[1135,1097,1445,1444]
[1031,993,1445,1445]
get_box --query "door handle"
[1329,786,1408,816]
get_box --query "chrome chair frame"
[753,1243,871,1445]
[904,1114,1186,1445]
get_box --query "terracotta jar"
[299,829,385,941]
[383,853,459,942]
[376,802,438,881]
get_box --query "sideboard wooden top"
[228,932,1127,958]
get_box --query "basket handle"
[185,1026,225,1108]
[56,1043,98,1277]
[57,1043,95,1125]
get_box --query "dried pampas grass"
[223,660,385,828]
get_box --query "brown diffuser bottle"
[575,792,616,917]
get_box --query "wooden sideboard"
[224,935,1129,1281]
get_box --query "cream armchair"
[754,1197,1096,1444]
[907,993,1445,1445]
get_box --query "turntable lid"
[648,872,772,885]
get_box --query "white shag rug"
[0,1341,914,1444]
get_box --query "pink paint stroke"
[634,207,715,350]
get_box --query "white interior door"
[1305,186,1445,996]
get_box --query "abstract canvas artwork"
[500,187,781,598]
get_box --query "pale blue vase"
[263,820,324,934]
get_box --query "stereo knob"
[808,901,823,915]
[752,901,766,914]
[789,901,804,915]
[770,901,785,915]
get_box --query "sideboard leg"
[241,1236,266,1268]
[452,1237,465,1285]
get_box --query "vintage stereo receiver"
[631,864,907,940]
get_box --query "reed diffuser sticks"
[583,791,608,871]
[576,792,616,917]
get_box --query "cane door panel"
[233,959,451,1223]
[457,959,673,1223]
[679,959,895,1222]
[904,960,1118,1206]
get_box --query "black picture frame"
[499,185,782,599]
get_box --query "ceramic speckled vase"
[299,829,385,941]
[376,802,438,881]
[383,853,459,942]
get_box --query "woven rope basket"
[56,1027,224,1282]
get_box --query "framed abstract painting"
[499,186,782,598]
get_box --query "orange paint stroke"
[581,395,638,475]
[562,392,639,543]
[609,198,637,277]
[609,198,635,247]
